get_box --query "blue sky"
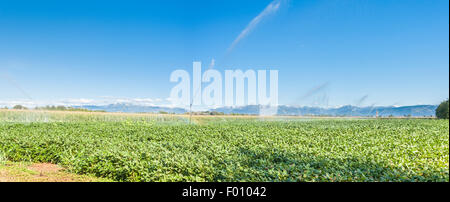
[0,0,448,108]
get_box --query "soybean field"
[0,110,448,182]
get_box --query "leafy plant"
[0,150,6,165]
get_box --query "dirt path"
[0,162,111,182]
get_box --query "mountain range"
[77,103,438,117]
[215,105,437,117]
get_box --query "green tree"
[13,105,27,110]
[436,99,449,119]
[56,105,67,110]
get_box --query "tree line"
[4,105,104,112]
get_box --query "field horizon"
[0,108,438,119]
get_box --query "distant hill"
[214,105,437,117]
[77,103,187,114]
[76,103,437,117]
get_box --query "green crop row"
[0,118,448,182]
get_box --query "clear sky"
[0,0,448,108]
